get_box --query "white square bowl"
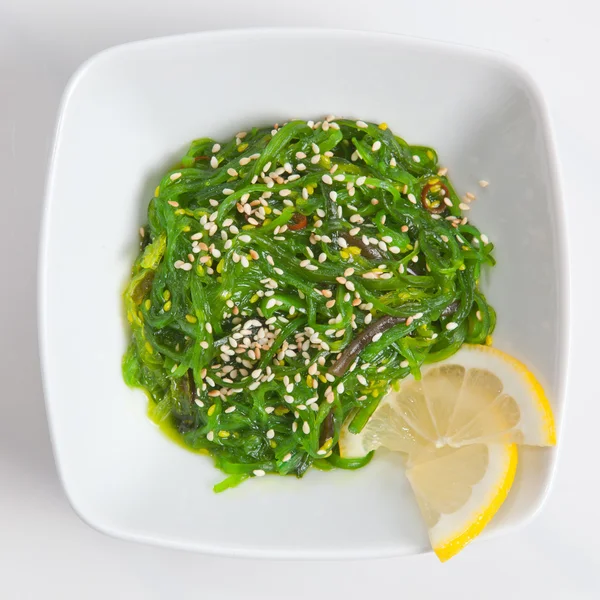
[39,29,568,559]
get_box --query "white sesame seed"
[225,406,236,413]
[372,141,382,152]
[446,322,459,331]
[479,180,489,188]
[372,332,383,342]
[279,189,292,197]
[412,155,421,163]
[481,234,489,244]
[282,453,292,462]
[390,157,397,167]
[459,203,471,211]
[240,256,249,268]
[253,469,266,477]
[206,431,215,441]
[407,193,417,204]
[302,421,310,434]
[364,313,373,324]
[400,360,409,368]
[223,188,234,195]
[414,312,424,319]
[356,176,366,186]
[210,156,218,169]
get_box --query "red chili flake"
[288,213,308,231]
[421,181,449,214]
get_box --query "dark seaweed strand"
[122,117,495,490]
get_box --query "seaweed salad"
[123,117,495,491]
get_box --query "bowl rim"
[38,27,570,559]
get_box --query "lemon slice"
[338,344,556,560]
[339,344,556,458]
[406,442,517,561]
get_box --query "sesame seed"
[372,332,383,342]
[266,298,277,309]
[181,262,193,271]
[446,322,459,331]
[266,429,275,439]
[240,256,249,268]
[357,375,368,386]
[279,189,292,197]
[481,234,489,244]
[372,141,382,152]
[356,120,368,129]
[364,313,373,324]
[438,167,448,176]
[414,312,424,319]
[223,188,234,195]
[225,406,236,413]
[210,156,218,169]
[400,360,409,368]
[329,191,338,201]
[253,469,266,477]
[292,422,298,432]
[459,203,471,210]
[479,180,489,188]
[212,143,221,153]
[407,193,417,204]
[302,421,310,434]
[406,316,414,326]
[390,157,397,167]
[206,431,215,441]
[476,310,483,321]
[322,174,333,185]
[356,176,366,186]
[282,453,292,462]
[312,143,320,154]
[412,155,421,163]
[466,192,476,201]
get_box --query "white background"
[1,1,597,598]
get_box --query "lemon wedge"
[339,344,556,560]
[406,442,517,561]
